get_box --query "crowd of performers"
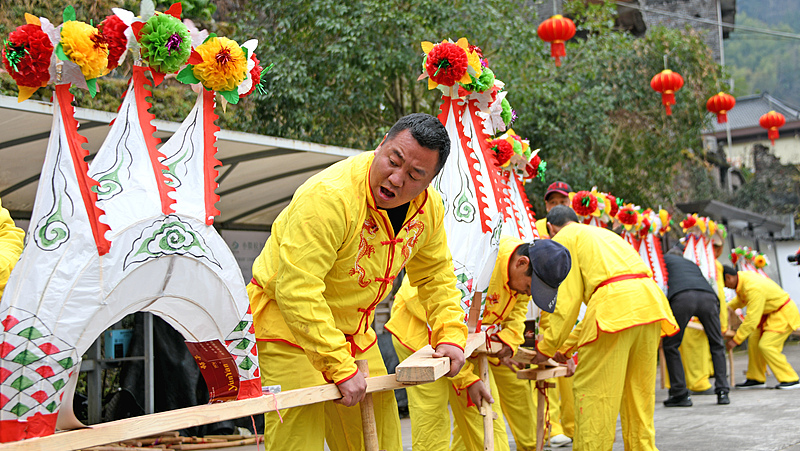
[1,112,798,450]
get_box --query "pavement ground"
[204,338,800,451]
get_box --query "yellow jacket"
[386,236,530,389]
[0,198,24,298]
[728,271,800,345]
[715,260,728,333]
[535,218,549,239]
[537,223,678,357]
[248,151,467,384]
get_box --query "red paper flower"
[488,139,514,166]
[680,215,697,230]
[606,194,619,217]
[618,206,638,226]
[525,154,541,179]
[100,14,128,71]
[240,53,263,98]
[2,23,53,88]
[426,42,468,87]
[572,191,597,217]
[638,217,652,238]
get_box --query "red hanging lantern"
[706,92,736,124]
[759,110,786,145]
[650,69,684,115]
[537,15,576,67]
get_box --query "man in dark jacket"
[662,251,730,407]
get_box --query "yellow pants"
[532,375,575,439]
[392,337,510,451]
[257,340,402,451]
[487,362,536,451]
[573,323,661,451]
[664,327,713,392]
[746,328,799,383]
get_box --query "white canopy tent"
[0,94,363,230]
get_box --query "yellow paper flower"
[61,21,109,80]
[455,37,482,78]
[753,254,767,268]
[708,220,716,237]
[193,37,248,92]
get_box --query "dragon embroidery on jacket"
[350,217,379,287]
[398,219,425,269]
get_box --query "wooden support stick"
[535,380,546,451]
[468,292,483,333]
[356,360,380,451]
[511,347,559,367]
[478,354,494,451]
[170,437,257,450]
[1,375,417,451]
[396,333,486,382]
[728,348,735,387]
[658,341,667,390]
[516,365,568,381]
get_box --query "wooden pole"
[468,292,483,333]
[658,341,667,389]
[536,380,546,451]
[728,348,735,387]
[478,354,494,451]
[356,360,380,451]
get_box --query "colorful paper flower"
[680,214,697,232]
[753,254,767,269]
[606,195,619,218]
[60,20,109,80]
[488,139,514,167]
[2,18,53,101]
[461,66,495,93]
[617,205,639,228]
[137,13,191,74]
[500,97,513,127]
[239,52,263,98]
[658,209,671,234]
[100,13,128,71]
[421,37,482,91]
[572,191,597,217]
[192,37,248,91]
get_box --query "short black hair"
[547,205,579,227]
[514,242,533,277]
[385,113,450,174]
[722,265,738,277]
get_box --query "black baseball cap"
[544,181,572,201]
[528,239,572,313]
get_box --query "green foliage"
[725,12,800,107]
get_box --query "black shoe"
[775,381,800,390]
[717,391,730,405]
[734,379,765,389]
[663,395,692,407]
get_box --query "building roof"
[0,95,362,230]
[705,92,800,142]
[676,199,786,233]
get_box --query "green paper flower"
[500,97,512,127]
[460,67,495,93]
[138,13,191,74]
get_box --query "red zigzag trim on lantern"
[55,85,112,256]
[132,65,176,215]
[513,171,538,237]
[498,171,520,234]
[439,98,491,234]
[465,98,511,231]
[202,89,222,225]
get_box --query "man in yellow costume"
[532,205,679,450]
[0,197,24,297]
[248,114,469,451]
[385,237,571,451]
[531,180,576,448]
[723,265,800,390]
[534,181,572,238]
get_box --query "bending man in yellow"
[532,205,679,450]
[0,197,24,298]
[248,114,469,451]
[723,266,800,389]
[386,236,571,451]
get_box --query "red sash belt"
[592,273,649,296]
[758,298,792,330]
